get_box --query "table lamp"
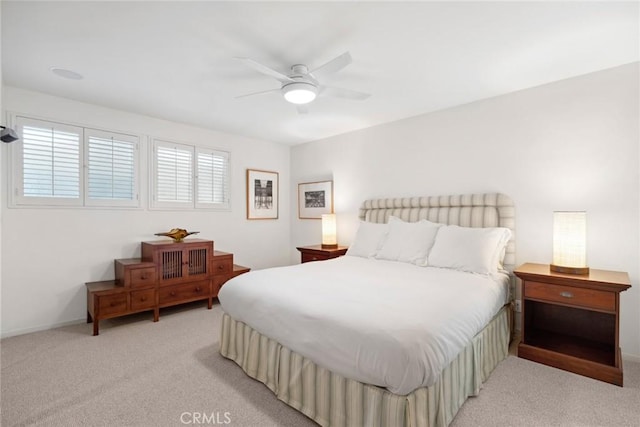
[321,214,337,249]
[551,211,589,275]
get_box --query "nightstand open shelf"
[515,263,630,386]
[523,299,616,365]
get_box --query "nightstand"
[296,245,348,263]
[514,263,631,386]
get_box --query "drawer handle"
[195,287,201,292]
[560,291,574,298]
[110,302,117,307]
[141,274,148,280]
[218,265,224,270]
[140,297,146,302]
[170,291,176,296]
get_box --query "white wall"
[1,87,291,337]
[290,63,640,359]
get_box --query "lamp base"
[321,243,338,249]
[550,264,590,275]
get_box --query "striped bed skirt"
[219,305,510,427]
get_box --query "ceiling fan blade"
[235,88,281,99]
[320,85,370,101]
[310,52,352,79]
[296,105,309,114]
[235,57,293,83]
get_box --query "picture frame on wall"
[298,180,333,219]
[246,169,279,220]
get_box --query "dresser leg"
[93,320,99,336]
[207,297,213,309]
[153,308,159,322]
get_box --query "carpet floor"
[1,303,639,427]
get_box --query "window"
[12,116,139,208]
[196,148,230,208]
[19,118,82,205]
[151,139,230,210]
[85,129,139,207]
[154,141,193,206]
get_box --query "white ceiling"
[2,1,638,145]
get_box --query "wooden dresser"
[86,239,249,335]
[514,263,631,386]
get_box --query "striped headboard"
[358,193,516,271]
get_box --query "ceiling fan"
[235,51,370,113]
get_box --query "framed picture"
[246,169,279,220]
[298,180,333,219]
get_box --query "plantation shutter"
[196,148,230,208]
[16,117,82,205]
[85,129,138,206]
[154,141,193,206]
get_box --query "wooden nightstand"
[296,245,348,263]
[514,263,631,386]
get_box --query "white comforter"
[219,256,508,395]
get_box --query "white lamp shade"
[552,211,588,274]
[321,214,337,248]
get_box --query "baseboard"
[1,318,85,339]
[622,352,640,363]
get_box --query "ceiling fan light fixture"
[282,82,318,105]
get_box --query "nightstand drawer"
[98,293,128,316]
[131,289,155,310]
[302,253,329,263]
[130,267,157,288]
[525,281,615,312]
[297,245,348,263]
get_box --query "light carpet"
[1,303,638,427]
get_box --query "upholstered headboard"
[358,193,516,272]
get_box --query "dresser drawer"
[131,289,156,310]
[130,267,157,288]
[524,281,615,312]
[212,276,225,296]
[211,258,233,275]
[98,293,128,316]
[158,281,210,305]
[212,265,251,296]
[212,275,236,296]
[115,259,156,287]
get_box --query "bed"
[219,193,515,427]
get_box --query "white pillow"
[375,216,442,265]
[346,221,389,258]
[428,225,512,274]
[494,230,512,271]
